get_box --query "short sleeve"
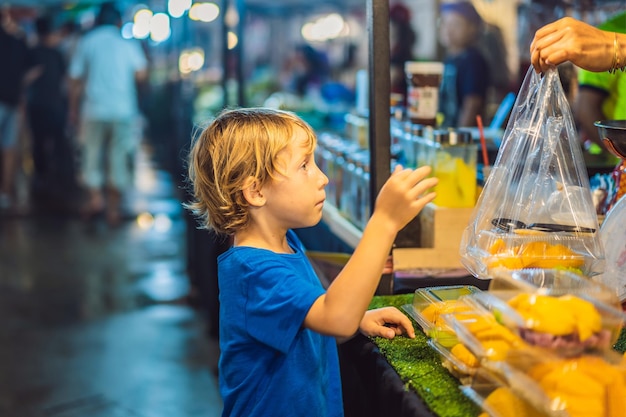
[127,40,147,72]
[243,257,325,353]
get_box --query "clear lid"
[402,285,482,348]
[487,268,620,308]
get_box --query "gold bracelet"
[609,32,626,74]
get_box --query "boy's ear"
[242,176,265,207]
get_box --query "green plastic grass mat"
[368,294,626,417]
[368,294,481,417]
[615,327,626,354]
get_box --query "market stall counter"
[340,293,481,417]
[341,293,626,417]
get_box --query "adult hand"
[359,307,415,339]
[530,17,615,73]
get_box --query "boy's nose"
[319,169,329,187]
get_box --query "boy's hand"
[359,307,415,339]
[373,165,438,232]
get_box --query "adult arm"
[67,37,86,130]
[530,17,626,73]
[67,77,84,129]
[135,68,148,83]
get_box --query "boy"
[186,108,438,416]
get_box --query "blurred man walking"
[69,2,147,225]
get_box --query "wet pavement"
[0,144,222,417]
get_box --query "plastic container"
[402,285,482,347]
[479,362,569,417]
[470,228,598,277]
[411,285,482,313]
[487,268,620,309]
[460,369,551,417]
[428,338,479,381]
[495,348,626,417]
[431,128,477,208]
[468,291,626,357]
[443,308,527,363]
[405,61,444,126]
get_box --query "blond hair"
[186,107,317,235]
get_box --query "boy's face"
[260,127,329,231]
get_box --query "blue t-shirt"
[439,46,490,128]
[217,230,343,417]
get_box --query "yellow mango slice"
[481,340,513,361]
[507,293,601,340]
[421,300,472,327]
[450,343,479,368]
[483,387,545,417]
[528,356,626,417]
[487,239,584,270]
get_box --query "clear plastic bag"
[460,67,604,278]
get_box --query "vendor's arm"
[304,165,438,339]
[530,17,626,73]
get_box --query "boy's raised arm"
[304,165,438,338]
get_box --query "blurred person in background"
[573,13,626,157]
[26,15,76,208]
[477,22,511,105]
[438,1,490,128]
[68,2,147,226]
[58,19,80,65]
[287,44,330,97]
[389,3,417,103]
[0,8,36,211]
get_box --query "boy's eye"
[301,155,313,170]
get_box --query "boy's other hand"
[359,307,415,339]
